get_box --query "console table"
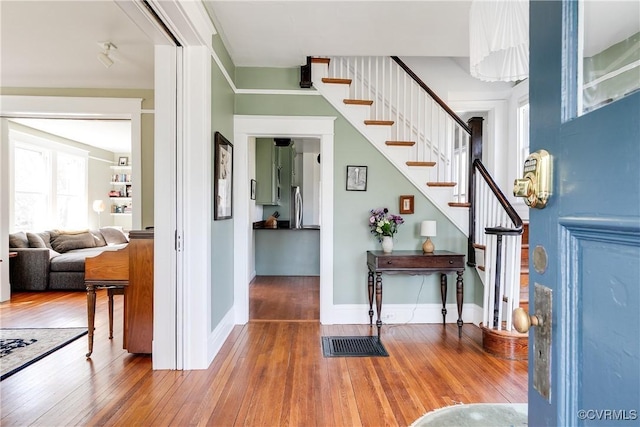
[366,250,465,337]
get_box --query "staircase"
[308,56,528,359]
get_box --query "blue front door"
[529,1,639,425]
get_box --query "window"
[11,128,88,231]
[577,1,640,115]
[517,102,530,176]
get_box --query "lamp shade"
[420,220,437,237]
[469,0,529,82]
[92,200,105,213]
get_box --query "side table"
[367,250,465,337]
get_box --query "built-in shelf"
[110,197,132,201]
[110,165,132,170]
[110,212,132,216]
[110,182,132,185]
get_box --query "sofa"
[8,228,129,291]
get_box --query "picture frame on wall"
[346,165,367,191]
[214,131,233,220]
[118,156,128,166]
[250,179,256,200]
[399,195,415,214]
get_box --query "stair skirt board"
[480,323,528,360]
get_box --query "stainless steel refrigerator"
[290,186,303,228]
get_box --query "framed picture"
[250,179,256,200]
[118,156,128,166]
[399,195,414,214]
[214,131,233,220]
[346,165,367,191]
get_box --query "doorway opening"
[250,136,321,322]
[233,115,335,326]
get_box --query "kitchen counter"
[253,223,320,276]
[253,220,320,230]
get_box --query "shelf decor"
[214,131,233,220]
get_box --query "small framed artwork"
[346,165,367,191]
[214,131,233,220]
[118,156,128,166]
[250,179,256,200]
[399,195,415,214]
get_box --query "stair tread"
[406,161,435,166]
[312,57,330,64]
[365,120,394,126]
[427,182,457,187]
[449,202,471,208]
[344,99,374,106]
[473,243,486,250]
[322,77,352,85]
[386,141,415,146]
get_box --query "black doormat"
[321,336,388,357]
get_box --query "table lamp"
[92,200,105,227]
[421,220,437,253]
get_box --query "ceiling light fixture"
[469,0,529,82]
[97,42,117,68]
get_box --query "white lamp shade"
[92,200,105,213]
[469,0,529,82]
[420,220,437,237]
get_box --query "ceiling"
[203,0,472,67]
[1,1,637,151]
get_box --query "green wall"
[235,77,480,307]
[210,57,236,330]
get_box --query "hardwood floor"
[250,276,319,321]
[1,281,527,426]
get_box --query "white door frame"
[233,115,336,325]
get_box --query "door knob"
[512,307,543,333]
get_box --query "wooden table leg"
[375,272,383,338]
[456,270,464,338]
[86,283,96,358]
[368,270,374,327]
[108,288,114,339]
[440,273,447,325]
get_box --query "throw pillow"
[90,229,107,247]
[9,232,29,248]
[99,227,129,245]
[26,232,47,248]
[36,231,53,249]
[49,231,96,253]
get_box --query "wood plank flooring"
[1,278,527,426]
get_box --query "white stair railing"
[474,160,523,332]
[327,56,470,203]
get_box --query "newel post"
[467,117,483,267]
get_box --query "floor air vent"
[321,336,389,357]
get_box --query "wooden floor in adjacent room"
[1,277,527,426]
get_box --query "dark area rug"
[0,328,87,380]
[321,336,388,357]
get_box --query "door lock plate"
[533,283,552,401]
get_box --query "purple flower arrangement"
[369,208,404,242]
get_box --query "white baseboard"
[207,307,235,366]
[325,303,484,326]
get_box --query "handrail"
[474,159,523,232]
[391,56,471,134]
